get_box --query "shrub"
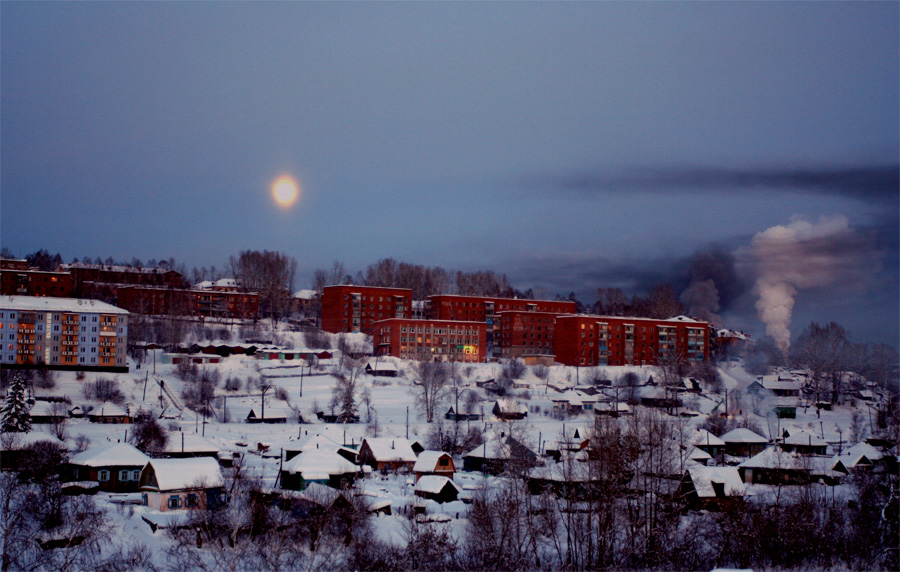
[83,378,125,404]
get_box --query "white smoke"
[746,215,864,353]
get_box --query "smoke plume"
[744,215,871,353]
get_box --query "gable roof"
[782,430,827,447]
[720,428,768,444]
[415,475,460,495]
[144,457,224,491]
[361,438,416,463]
[163,432,221,454]
[687,466,745,498]
[69,442,149,467]
[689,429,726,447]
[493,399,527,414]
[89,402,130,417]
[282,448,357,477]
[413,451,453,473]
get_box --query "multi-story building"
[554,314,709,367]
[59,263,185,298]
[496,310,562,361]
[427,295,576,358]
[1,259,73,297]
[116,286,259,320]
[321,285,412,334]
[0,296,129,372]
[372,318,487,363]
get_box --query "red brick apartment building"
[59,263,185,297]
[372,318,487,362]
[554,314,709,367]
[321,285,412,334]
[117,286,259,320]
[1,260,73,297]
[497,310,563,361]
[427,295,576,358]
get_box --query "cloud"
[536,163,899,205]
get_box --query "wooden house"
[358,438,417,472]
[88,402,133,424]
[678,466,745,510]
[412,451,455,482]
[280,448,358,491]
[720,428,768,457]
[28,401,66,424]
[778,430,828,456]
[414,475,459,503]
[462,433,538,475]
[492,399,527,420]
[139,457,226,512]
[66,442,149,493]
[163,432,221,459]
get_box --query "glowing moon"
[271,175,300,207]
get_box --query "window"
[99,470,110,481]
[168,496,181,509]
[132,470,141,481]
[186,494,198,508]
[119,470,130,481]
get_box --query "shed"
[414,475,459,503]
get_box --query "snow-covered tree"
[1,374,31,433]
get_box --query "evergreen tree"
[1,374,31,433]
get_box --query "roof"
[0,296,129,315]
[88,402,130,417]
[739,448,832,474]
[413,451,452,473]
[415,475,459,495]
[831,442,884,471]
[782,430,827,447]
[144,457,224,491]
[689,429,726,447]
[69,442,149,467]
[687,466,745,498]
[362,438,417,463]
[494,399,527,414]
[29,401,63,417]
[527,461,598,483]
[164,432,221,454]
[282,448,357,476]
[59,262,180,275]
[463,434,535,461]
[365,359,398,372]
[293,289,318,300]
[720,428,768,444]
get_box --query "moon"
[271,175,300,208]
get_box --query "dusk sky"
[2,2,897,346]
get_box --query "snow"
[687,466,745,498]
[89,402,130,418]
[412,450,451,473]
[362,437,416,463]
[144,457,224,491]
[415,475,458,495]
[282,448,357,476]
[782,429,827,447]
[69,442,149,467]
[163,431,221,454]
[0,295,128,314]
[0,430,67,450]
[720,427,768,444]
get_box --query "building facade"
[372,318,487,362]
[321,285,412,334]
[554,314,708,367]
[59,262,185,297]
[496,310,564,361]
[427,295,576,358]
[1,260,73,297]
[0,296,129,371]
[116,285,259,319]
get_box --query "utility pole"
[405,406,409,439]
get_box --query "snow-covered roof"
[761,379,802,391]
[413,451,452,473]
[689,429,726,447]
[687,466,745,498]
[365,359,398,372]
[292,289,318,300]
[292,482,346,507]
[739,448,832,473]
[528,461,598,483]
[494,399,527,414]
[144,457,224,491]
[164,432,221,454]
[720,428,768,444]
[362,438,416,463]
[69,442,149,467]
[782,430,827,447]
[60,262,179,275]
[0,296,128,315]
[415,475,459,495]
[88,402,130,417]
[29,401,62,417]
[282,448,357,476]
[831,442,884,471]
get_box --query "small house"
[163,432,222,459]
[462,433,538,475]
[66,442,149,493]
[689,429,725,458]
[720,428,768,458]
[678,466,745,510]
[358,438,417,472]
[492,399,527,420]
[88,402,133,424]
[778,430,828,456]
[139,457,226,512]
[738,448,837,486]
[444,406,482,422]
[414,475,459,503]
[365,360,399,377]
[413,451,455,482]
[280,448,358,491]
[28,401,66,424]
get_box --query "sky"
[2,2,898,347]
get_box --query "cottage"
[492,399,528,420]
[66,442,149,493]
[412,451,455,482]
[139,457,226,512]
[280,448,358,491]
[163,432,222,459]
[831,442,884,474]
[365,360,399,377]
[28,401,66,424]
[88,402,133,424]
[444,406,482,422]
[414,475,459,503]
[678,466,745,509]
[358,438,417,472]
[462,433,538,475]
[747,376,802,397]
[778,430,828,456]
[593,401,631,418]
[738,447,836,485]
[720,428,768,458]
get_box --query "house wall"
[142,488,225,512]
[321,285,412,334]
[371,318,487,362]
[70,465,143,493]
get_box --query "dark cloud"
[538,164,899,205]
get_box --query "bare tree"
[792,322,852,403]
[409,358,451,423]
[230,250,298,324]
